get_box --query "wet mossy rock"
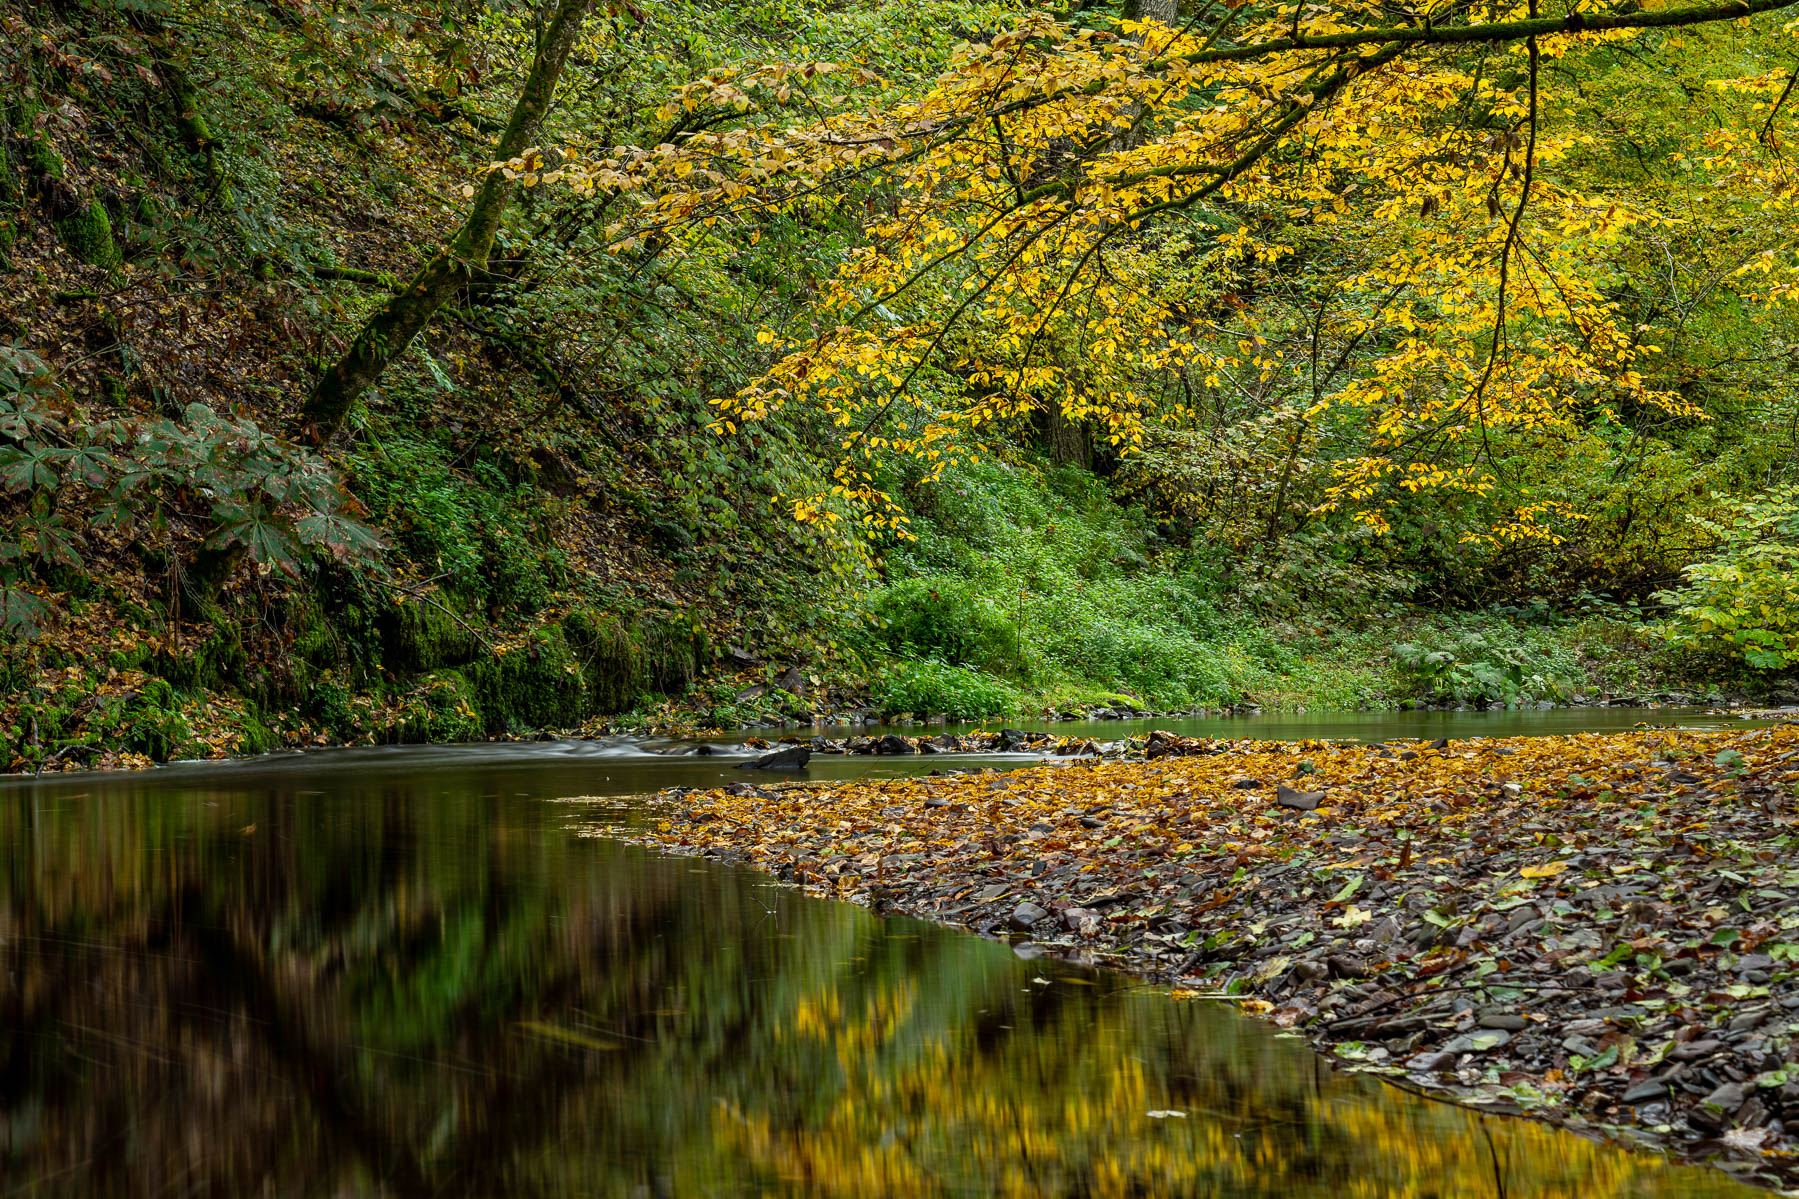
[396,671,481,744]
[381,597,482,671]
[563,608,642,713]
[460,627,585,733]
[643,613,710,694]
[562,608,710,716]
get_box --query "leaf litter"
[577,723,1799,1189]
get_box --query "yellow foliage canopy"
[534,0,1799,536]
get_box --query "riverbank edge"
[10,584,1789,775]
[6,695,1789,779]
[595,725,1799,1191]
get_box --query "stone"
[1671,1039,1724,1061]
[1230,777,1263,790]
[1478,1012,1528,1031]
[1276,784,1325,811]
[1445,1029,1513,1053]
[1505,907,1541,934]
[874,734,917,755]
[737,745,811,771]
[1062,907,1100,931]
[1009,901,1048,930]
[1405,1051,1458,1072]
[1689,1082,1748,1131]
[1622,1079,1671,1105]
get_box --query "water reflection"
[0,760,1757,1197]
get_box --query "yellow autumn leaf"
[1520,861,1570,879]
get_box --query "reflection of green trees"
[0,771,1753,1198]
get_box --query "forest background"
[2,0,1797,770]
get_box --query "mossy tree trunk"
[125,12,235,207]
[5,102,121,271]
[298,0,594,447]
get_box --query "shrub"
[1656,486,1799,671]
[1391,630,1574,706]
[871,658,1020,718]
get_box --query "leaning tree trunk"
[297,0,593,446]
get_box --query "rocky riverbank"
[604,724,1799,1189]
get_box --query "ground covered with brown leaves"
[617,724,1799,1189]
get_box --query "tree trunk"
[1124,0,1179,21]
[1042,403,1093,469]
[1116,1,1179,149]
[297,0,594,446]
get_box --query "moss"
[19,135,60,181]
[459,626,584,733]
[234,701,276,756]
[395,671,481,743]
[380,597,481,671]
[643,613,707,695]
[305,672,358,737]
[290,598,345,669]
[0,137,14,265]
[156,626,245,691]
[120,678,191,761]
[564,608,642,715]
[8,120,121,270]
[55,202,121,270]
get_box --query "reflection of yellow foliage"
[705,983,1737,1198]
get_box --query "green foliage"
[864,458,1244,708]
[1390,631,1574,707]
[1657,487,1799,671]
[0,343,382,630]
[397,671,482,743]
[871,657,1020,719]
[869,577,1027,677]
[347,429,550,613]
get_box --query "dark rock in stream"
[738,746,812,771]
[874,734,917,755]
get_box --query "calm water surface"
[0,709,1769,1197]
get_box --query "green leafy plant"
[871,657,1020,719]
[0,342,383,637]
[1656,486,1799,670]
[1391,633,1571,706]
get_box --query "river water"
[0,709,1770,1196]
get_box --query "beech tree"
[534,0,1799,542]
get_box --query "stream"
[0,708,1773,1196]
